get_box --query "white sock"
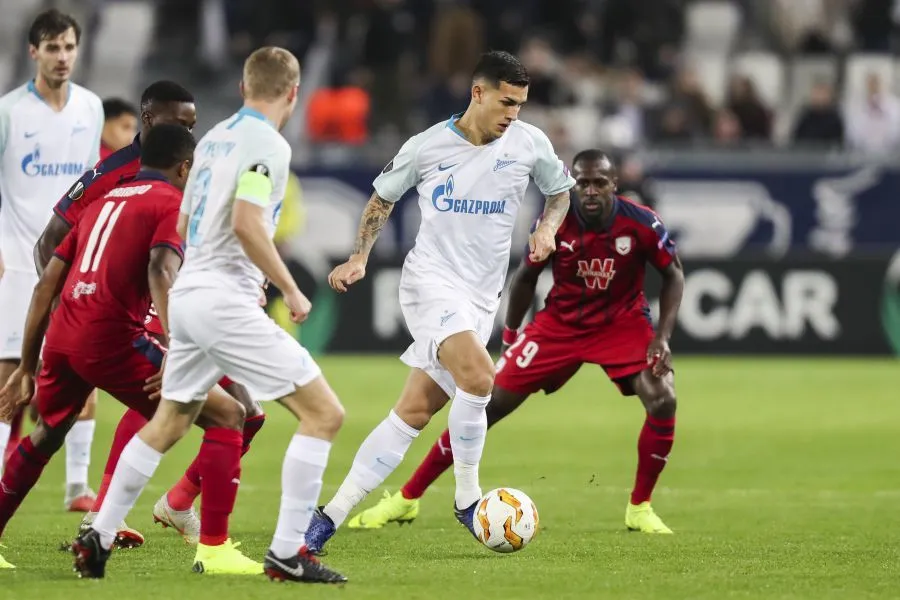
[92,436,161,549]
[323,410,418,527]
[270,435,331,559]
[65,419,96,487]
[0,422,10,477]
[448,388,490,509]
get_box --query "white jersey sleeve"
[523,124,575,196]
[372,134,426,203]
[86,93,104,168]
[0,100,9,157]
[234,143,289,207]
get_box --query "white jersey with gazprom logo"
[176,107,291,299]
[0,81,102,272]
[374,117,575,312]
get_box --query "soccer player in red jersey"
[0,126,256,573]
[0,80,198,507]
[348,149,685,534]
[32,82,265,548]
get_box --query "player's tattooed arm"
[537,190,571,234]
[34,215,72,276]
[352,193,395,258]
[656,253,684,342]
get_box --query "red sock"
[3,408,24,467]
[197,427,242,546]
[401,429,454,500]
[167,414,264,512]
[0,436,51,536]
[631,414,675,505]
[92,409,147,511]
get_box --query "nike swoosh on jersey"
[438,163,458,171]
[24,131,38,138]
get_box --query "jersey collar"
[132,169,170,183]
[573,194,620,231]
[28,79,71,109]
[237,106,276,129]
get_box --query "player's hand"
[284,288,312,323]
[646,336,672,377]
[0,369,35,421]
[143,355,166,402]
[328,256,367,293]
[528,226,556,263]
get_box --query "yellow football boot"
[191,539,262,575]
[347,490,419,529]
[625,501,673,534]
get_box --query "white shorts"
[0,270,38,361]
[398,282,495,397]
[161,286,322,402]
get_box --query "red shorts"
[37,335,166,428]
[494,310,655,397]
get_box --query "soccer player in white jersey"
[78,47,347,584]
[0,9,103,511]
[305,50,574,553]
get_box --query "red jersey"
[45,172,184,353]
[526,196,676,330]
[54,135,142,227]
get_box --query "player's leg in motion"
[0,356,94,569]
[306,370,446,551]
[79,408,148,548]
[74,389,252,578]
[0,361,19,474]
[154,381,266,545]
[63,391,99,511]
[307,331,494,552]
[348,388,529,529]
[626,370,677,534]
[263,376,346,583]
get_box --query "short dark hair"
[28,9,81,47]
[140,124,196,170]
[572,149,614,169]
[102,98,138,121]
[471,51,529,88]
[140,81,194,111]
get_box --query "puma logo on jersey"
[560,240,576,252]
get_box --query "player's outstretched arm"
[328,193,394,293]
[148,247,183,342]
[34,214,71,276]
[501,261,544,350]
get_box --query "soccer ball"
[472,488,539,553]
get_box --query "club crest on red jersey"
[576,258,615,290]
[615,236,632,255]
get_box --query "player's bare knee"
[317,397,345,438]
[29,421,68,454]
[646,387,676,420]
[457,368,494,397]
[394,401,431,430]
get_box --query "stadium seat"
[843,54,895,103]
[787,56,839,108]
[684,52,729,106]
[684,1,742,54]
[732,52,786,109]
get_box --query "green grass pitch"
[1,356,898,599]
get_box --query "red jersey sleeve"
[53,223,80,264]
[150,203,185,260]
[639,210,677,270]
[54,167,108,227]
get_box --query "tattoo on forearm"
[353,194,394,255]
[541,191,570,232]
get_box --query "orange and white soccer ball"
[472,488,539,553]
